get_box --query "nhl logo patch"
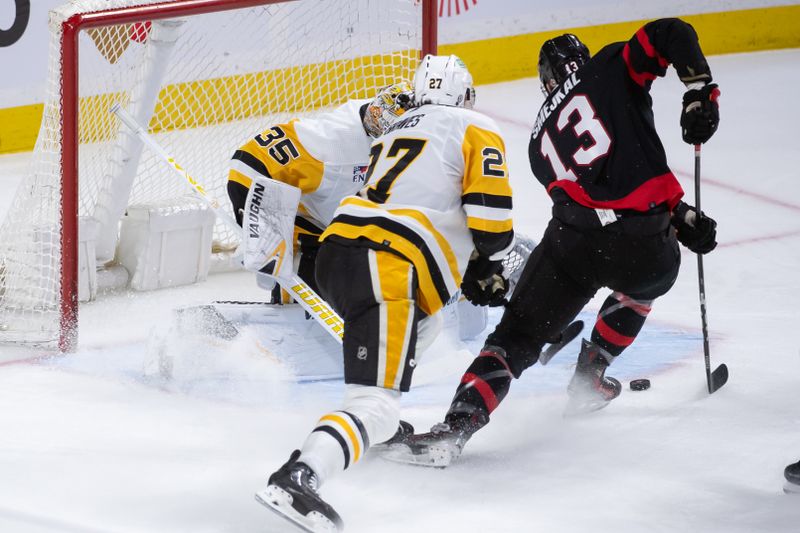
[357,346,368,360]
[353,165,368,183]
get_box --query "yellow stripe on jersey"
[320,414,362,462]
[466,216,514,233]
[294,225,321,242]
[237,121,325,194]
[373,250,415,390]
[322,221,445,316]
[462,173,513,197]
[228,168,253,189]
[340,196,462,286]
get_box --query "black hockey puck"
[630,378,651,391]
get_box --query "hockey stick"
[537,320,584,366]
[693,144,728,394]
[110,103,344,344]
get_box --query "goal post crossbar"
[55,0,438,351]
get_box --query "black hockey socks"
[444,346,512,431]
[590,291,652,357]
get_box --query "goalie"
[226,82,413,298]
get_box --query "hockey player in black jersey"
[378,18,721,467]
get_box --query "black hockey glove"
[671,201,717,254]
[680,83,720,145]
[461,255,509,307]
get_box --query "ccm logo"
[0,0,30,47]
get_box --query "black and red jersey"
[529,18,713,212]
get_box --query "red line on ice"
[674,170,800,213]
[470,112,800,248]
[718,228,800,248]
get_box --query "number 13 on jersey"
[539,94,611,181]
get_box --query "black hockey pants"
[487,207,680,378]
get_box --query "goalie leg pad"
[416,310,442,354]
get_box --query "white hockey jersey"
[228,100,372,240]
[321,104,514,316]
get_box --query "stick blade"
[708,364,729,394]
[539,320,584,366]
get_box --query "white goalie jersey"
[228,99,372,242]
[322,104,515,316]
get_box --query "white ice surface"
[1,49,799,533]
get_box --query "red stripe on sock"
[614,292,653,317]
[461,372,499,412]
[479,349,512,375]
[594,318,635,347]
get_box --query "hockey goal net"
[0,0,436,351]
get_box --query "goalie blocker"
[242,174,300,281]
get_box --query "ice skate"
[565,339,622,416]
[255,450,343,533]
[784,459,800,494]
[375,414,485,468]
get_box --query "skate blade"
[255,486,339,533]
[376,442,457,468]
[563,396,612,418]
[783,481,800,494]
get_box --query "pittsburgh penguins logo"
[0,0,30,48]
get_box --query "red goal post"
[0,0,437,352]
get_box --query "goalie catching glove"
[460,254,509,307]
[671,201,717,254]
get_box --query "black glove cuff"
[682,83,720,106]
[466,255,503,280]
[671,201,693,227]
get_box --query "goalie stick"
[110,103,344,344]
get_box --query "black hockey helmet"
[538,34,590,94]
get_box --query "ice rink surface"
[1,48,799,532]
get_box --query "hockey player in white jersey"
[227,82,412,298]
[255,55,515,532]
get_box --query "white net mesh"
[0,0,423,347]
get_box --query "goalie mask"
[538,34,590,95]
[414,54,475,109]
[362,81,414,138]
